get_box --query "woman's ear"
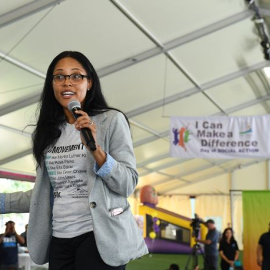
[87,79,93,91]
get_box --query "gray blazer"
[1,110,148,266]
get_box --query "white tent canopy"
[1,0,270,195]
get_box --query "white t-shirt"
[45,123,93,238]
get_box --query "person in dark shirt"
[20,224,28,247]
[257,222,270,270]
[0,221,25,270]
[196,219,219,270]
[219,227,239,270]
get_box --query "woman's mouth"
[62,91,75,98]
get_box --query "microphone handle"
[71,108,96,151]
[81,128,96,151]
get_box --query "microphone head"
[68,100,81,112]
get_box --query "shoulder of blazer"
[94,109,122,125]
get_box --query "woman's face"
[225,229,232,239]
[52,57,92,112]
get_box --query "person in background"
[219,227,239,270]
[167,263,179,270]
[0,51,148,270]
[20,224,28,247]
[257,222,270,270]
[196,219,219,270]
[0,221,25,270]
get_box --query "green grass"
[127,252,243,270]
[127,253,205,270]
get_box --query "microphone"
[68,100,96,151]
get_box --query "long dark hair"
[32,51,127,166]
[220,227,235,243]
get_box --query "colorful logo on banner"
[172,125,191,151]
[239,125,252,136]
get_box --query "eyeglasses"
[52,74,89,85]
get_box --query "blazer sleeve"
[97,111,138,198]
[0,189,33,214]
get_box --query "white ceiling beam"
[0,149,32,166]
[0,93,40,116]
[136,153,171,168]
[0,52,45,78]
[0,124,31,137]
[218,93,270,115]
[127,60,269,118]
[243,71,270,113]
[139,159,190,178]
[160,159,266,194]
[130,119,167,141]
[133,131,168,148]
[140,160,227,191]
[102,3,253,77]
[110,0,202,88]
[0,0,66,29]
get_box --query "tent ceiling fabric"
[1,0,270,195]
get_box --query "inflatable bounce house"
[139,185,207,254]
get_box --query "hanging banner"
[170,115,270,158]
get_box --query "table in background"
[18,253,48,270]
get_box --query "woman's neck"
[64,108,76,124]
[226,237,231,243]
